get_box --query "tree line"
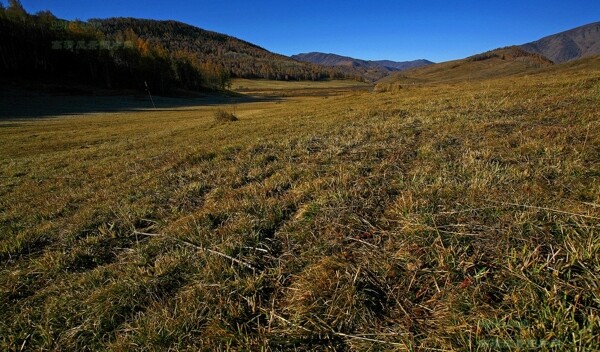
[0,1,235,94]
[0,1,358,95]
[91,17,355,82]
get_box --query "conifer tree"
[7,0,27,20]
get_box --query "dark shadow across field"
[0,88,280,119]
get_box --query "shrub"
[213,109,238,122]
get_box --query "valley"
[1,2,599,350]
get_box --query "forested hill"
[0,1,354,95]
[90,18,350,81]
[0,5,229,94]
[292,52,433,72]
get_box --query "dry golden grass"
[232,79,371,91]
[1,59,599,350]
[375,47,555,91]
[232,79,372,97]
[213,109,239,122]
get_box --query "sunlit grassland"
[1,63,599,350]
[232,79,371,91]
[232,79,372,97]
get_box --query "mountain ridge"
[3,0,600,94]
[292,52,434,72]
[90,17,352,81]
[520,21,600,63]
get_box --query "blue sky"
[14,0,600,62]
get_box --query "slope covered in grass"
[1,59,599,350]
[376,46,554,91]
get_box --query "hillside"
[0,3,357,97]
[91,18,350,81]
[291,52,389,82]
[2,48,599,351]
[373,59,434,71]
[2,4,600,350]
[292,52,433,81]
[292,52,432,71]
[376,46,553,91]
[521,21,600,63]
[0,7,207,94]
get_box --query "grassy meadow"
[231,79,371,97]
[375,47,554,91]
[232,79,371,91]
[1,60,600,350]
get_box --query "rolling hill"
[373,59,434,71]
[90,18,350,81]
[521,21,600,63]
[3,2,600,351]
[292,52,433,71]
[292,52,433,81]
[375,46,554,91]
[1,2,359,97]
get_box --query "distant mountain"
[521,21,600,63]
[292,52,433,72]
[372,59,434,71]
[375,46,553,91]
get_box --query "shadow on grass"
[0,87,281,119]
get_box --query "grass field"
[232,79,370,91]
[232,79,371,97]
[1,61,599,351]
[375,47,554,92]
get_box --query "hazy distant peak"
[292,52,433,72]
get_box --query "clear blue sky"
[13,0,600,62]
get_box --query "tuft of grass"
[213,109,238,122]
